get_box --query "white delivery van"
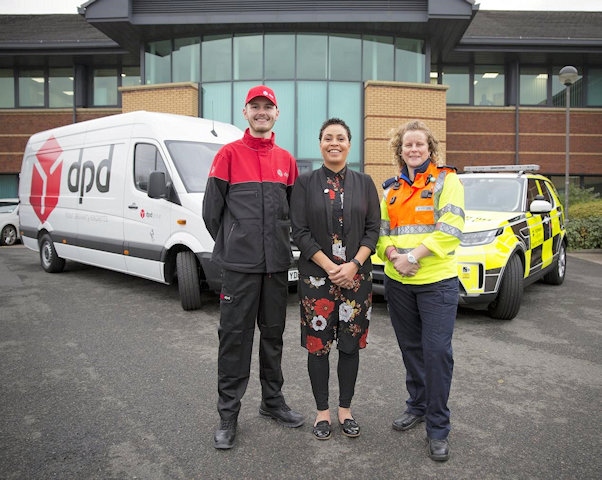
[18,111,298,310]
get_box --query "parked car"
[372,165,567,320]
[0,198,20,246]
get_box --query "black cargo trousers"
[217,268,289,421]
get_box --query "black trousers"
[217,269,288,421]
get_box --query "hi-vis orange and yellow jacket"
[376,161,465,285]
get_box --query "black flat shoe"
[312,420,331,440]
[340,418,360,438]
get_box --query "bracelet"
[350,258,362,270]
[386,247,396,261]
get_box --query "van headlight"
[460,228,502,246]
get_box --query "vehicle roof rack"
[463,164,540,174]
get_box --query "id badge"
[332,241,346,260]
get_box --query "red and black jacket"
[203,128,298,273]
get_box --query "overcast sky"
[0,0,600,14]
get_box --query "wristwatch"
[407,252,418,264]
[350,258,362,270]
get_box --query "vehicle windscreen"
[165,141,222,193]
[462,177,524,212]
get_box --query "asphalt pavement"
[0,245,601,480]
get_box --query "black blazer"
[290,166,381,277]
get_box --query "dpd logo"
[31,136,63,223]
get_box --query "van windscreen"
[165,141,222,193]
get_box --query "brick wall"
[447,106,602,176]
[363,81,448,193]
[120,82,199,116]
[0,109,121,174]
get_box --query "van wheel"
[1,224,18,246]
[176,250,202,311]
[488,254,523,320]
[543,241,566,285]
[39,234,65,273]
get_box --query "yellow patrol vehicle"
[372,165,567,320]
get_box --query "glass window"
[233,34,263,80]
[19,69,45,107]
[173,37,200,83]
[93,68,118,106]
[328,82,361,167]
[202,35,232,82]
[586,68,602,107]
[329,34,361,81]
[520,67,548,106]
[265,34,295,79]
[363,36,394,81]
[145,40,171,84]
[121,66,141,88]
[232,81,260,131]
[48,68,73,108]
[134,143,168,192]
[442,66,469,104]
[297,35,327,80]
[267,81,295,155]
[395,38,424,83]
[474,65,504,106]
[0,69,15,108]
[202,82,232,125]
[297,81,327,162]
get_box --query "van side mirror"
[148,171,167,199]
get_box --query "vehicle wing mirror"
[148,171,167,199]
[529,199,552,213]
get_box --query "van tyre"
[176,250,202,311]
[39,234,65,273]
[488,254,523,320]
[543,241,566,285]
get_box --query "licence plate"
[288,268,299,282]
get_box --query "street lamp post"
[558,66,578,223]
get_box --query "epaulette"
[438,165,457,172]
[382,176,399,189]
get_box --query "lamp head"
[559,66,578,86]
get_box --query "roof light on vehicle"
[463,165,540,173]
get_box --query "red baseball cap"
[245,85,277,107]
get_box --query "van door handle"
[128,203,138,209]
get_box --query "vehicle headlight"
[460,228,503,246]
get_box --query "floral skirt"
[298,271,372,356]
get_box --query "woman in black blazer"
[290,118,380,440]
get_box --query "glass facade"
[145,32,425,169]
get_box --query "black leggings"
[307,350,359,411]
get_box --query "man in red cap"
[203,85,304,449]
